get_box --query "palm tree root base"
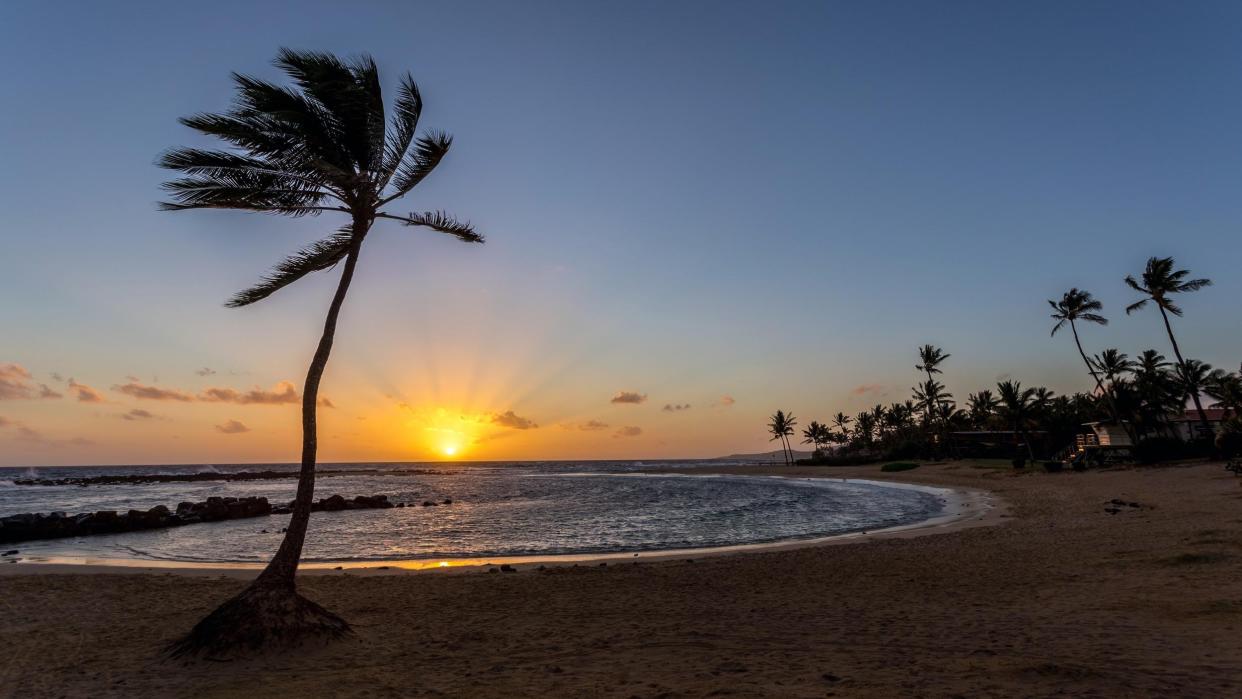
[167,582,351,659]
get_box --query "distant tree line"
[768,257,1241,465]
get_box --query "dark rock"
[442,498,453,505]
[500,564,517,573]
[1,550,17,556]
[422,501,437,507]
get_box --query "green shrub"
[880,462,919,472]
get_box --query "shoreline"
[3,460,1239,696]
[0,474,1003,577]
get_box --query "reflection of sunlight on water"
[1,466,951,566]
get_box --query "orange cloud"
[492,410,538,430]
[662,403,691,412]
[610,391,647,405]
[199,381,298,405]
[121,409,157,421]
[113,380,193,402]
[851,383,884,396]
[614,425,643,438]
[0,364,61,400]
[215,419,251,434]
[69,378,106,403]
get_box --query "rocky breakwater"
[0,493,404,545]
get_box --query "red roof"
[1172,408,1230,422]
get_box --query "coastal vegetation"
[159,49,485,655]
[782,257,1238,466]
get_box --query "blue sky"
[1,1,1240,464]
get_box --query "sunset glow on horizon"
[3,2,1242,467]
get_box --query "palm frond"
[393,210,484,243]
[378,74,423,190]
[273,49,385,173]
[159,173,328,214]
[230,73,355,174]
[1125,299,1148,315]
[386,132,451,201]
[226,227,355,307]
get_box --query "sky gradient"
[2,1,1241,465]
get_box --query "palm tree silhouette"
[768,410,797,465]
[1049,289,1127,435]
[996,380,1037,460]
[1125,257,1213,432]
[966,390,997,428]
[916,345,953,452]
[831,412,852,444]
[159,49,485,655]
[1175,359,1216,427]
[915,344,950,384]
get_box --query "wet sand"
[2,461,1241,697]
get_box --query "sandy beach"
[2,460,1241,697]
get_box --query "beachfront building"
[1168,407,1230,441]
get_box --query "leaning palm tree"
[1125,257,1213,432]
[159,49,485,656]
[1049,289,1127,434]
[768,410,796,465]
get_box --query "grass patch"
[881,462,919,473]
[1163,552,1230,566]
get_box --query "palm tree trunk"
[1158,306,1211,433]
[168,216,369,658]
[1070,321,1132,441]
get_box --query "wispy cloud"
[662,403,691,412]
[113,380,193,402]
[120,409,157,421]
[200,381,298,405]
[215,419,251,434]
[0,364,62,401]
[610,391,647,405]
[491,410,538,430]
[716,395,736,407]
[851,383,884,396]
[195,367,217,377]
[614,425,643,438]
[568,419,610,431]
[69,378,106,403]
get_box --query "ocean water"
[0,461,946,564]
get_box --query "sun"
[441,445,458,457]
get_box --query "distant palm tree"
[768,410,797,465]
[159,49,485,656]
[831,412,852,436]
[1206,368,1242,417]
[996,380,1037,460]
[802,420,829,453]
[1049,289,1126,433]
[966,390,997,428]
[1092,349,1135,390]
[916,344,950,384]
[1130,350,1178,437]
[1175,359,1216,426]
[853,411,875,450]
[912,379,952,427]
[1125,257,1213,432]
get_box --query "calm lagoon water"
[0,461,946,564]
